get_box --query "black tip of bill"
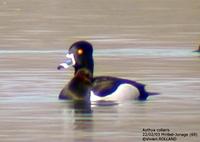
[57,65,64,70]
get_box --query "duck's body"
[194,45,200,52]
[91,76,150,101]
[193,45,200,53]
[58,41,157,102]
[59,76,146,102]
[91,82,140,102]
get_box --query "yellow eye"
[77,49,83,55]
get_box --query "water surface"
[0,0,200,142]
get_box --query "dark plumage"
[194,45,200,52]
[58,41,158,101]
[59,68,92,101]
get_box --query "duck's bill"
[57,53,75,70]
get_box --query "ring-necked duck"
[58,41,157,102]
[194,45,200,52]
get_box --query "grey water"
[0,0,200,142]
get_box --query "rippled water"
[0,0,200,142]
[0,48,198,57]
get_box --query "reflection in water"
[73,101,93,142]
[92,100,118,107]
[73,100,92,114]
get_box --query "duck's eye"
[77,49,83,55]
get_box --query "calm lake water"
[0,0,200,142]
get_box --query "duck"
[57,41,157,102]
[194,45,200,52]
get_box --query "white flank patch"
[90,83,140,102]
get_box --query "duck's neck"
[74,59,94,77]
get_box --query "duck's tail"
[148,92,160,96]
[138,89,160,101]
[123,79,159,101]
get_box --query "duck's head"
[57,41,94,75]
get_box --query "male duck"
[57,41,157,102]
[194,45,200,52]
